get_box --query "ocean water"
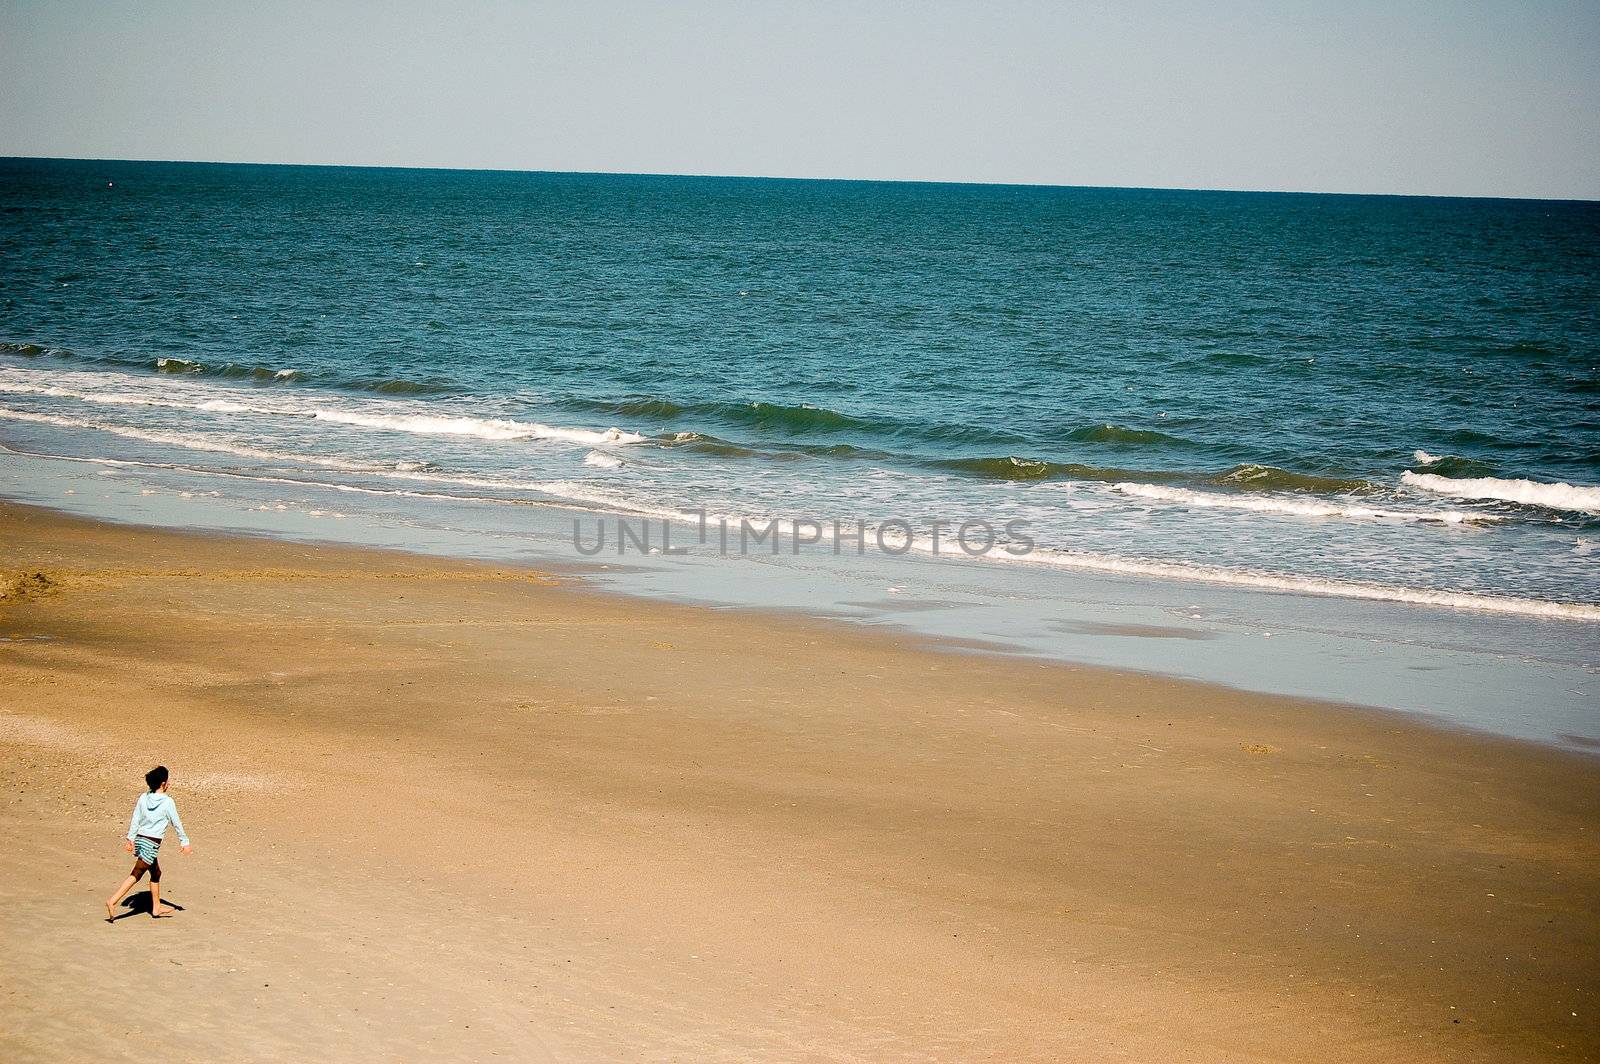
[2,158,1598,741]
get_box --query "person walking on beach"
[105,766,192,921]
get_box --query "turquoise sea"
[2,158,1597,743]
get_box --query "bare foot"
[152,904,178,918]
[104,900,116,922]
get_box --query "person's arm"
[125,800,138,852]
[167,798,192,851]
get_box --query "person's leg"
[106,862,147,920]
[149,859,174,917]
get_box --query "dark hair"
[145,765,169,791]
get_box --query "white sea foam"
[583,451,624,469]
[1007,547,1600,620]
[309,409,644,445]
[1113,482,1494,524]
[689,504,1596,620]
[0,441,574,509]
[0,366,642,448]
[0,376,276,417]
[0,407,391,472]
[522,480,696,518]
[1401,471,1600,514]
[1412,450,1443,465]
[501,487,1599,621]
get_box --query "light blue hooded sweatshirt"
[127,791,190,847]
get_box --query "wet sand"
[0,501,1595,1062]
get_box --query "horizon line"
[4,154,1596,206]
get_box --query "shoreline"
[3,499,1598,1061]
[4,446,1597,751]
[6,478,1597,757]
[4,432,1598,623]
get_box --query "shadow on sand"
[108,890,186,923]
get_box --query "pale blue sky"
[2,0,1596,198]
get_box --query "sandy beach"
[0,499,1595,1062]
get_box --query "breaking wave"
[0,407,396,472]
[0,369,641,449]
[1402,471,1600,515]
[1408,450,1498,478]
[1113,483,1495,524]
[308,409,644,446]
[155,357,305,382]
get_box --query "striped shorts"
[133,836,161,864]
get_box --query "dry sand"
[0,501,1595,1062]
